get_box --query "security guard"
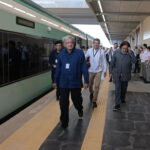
[49,40,62,100]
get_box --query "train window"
[0,30,55,87]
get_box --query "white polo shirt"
[85,48,107,73]
[140,49,148,62]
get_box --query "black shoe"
[61,123,68,129]
[78,110,83,119]
[140,76,143,79]
[90,93,93,101]
[121,100,126,104]
[144,79,149,83]
[56,96,59,101]
[93,102,97,108]
[109,78,112,82]
[113,105,120,111]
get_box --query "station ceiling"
[46,8,99,25]
[32,0,150,43]
[32,0,99,24]
[86,0,150,43]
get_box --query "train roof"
[13,0,94,40]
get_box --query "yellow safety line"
[0,96,73,150]
[81,75,110,150]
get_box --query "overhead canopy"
[32,0,88,8]
[32,0,98,24]
[46,8,98,24]
[86,0,150,43]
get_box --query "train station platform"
[0,74,150,150]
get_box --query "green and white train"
[0,0,93,120]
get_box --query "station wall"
[125,16,150,48]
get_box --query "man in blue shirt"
[53,35,89,129]
[49,40,62,100]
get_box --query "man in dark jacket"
[109,41,136,111]
[53,35,89,129]
[49,40,62,100]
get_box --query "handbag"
[86,57,90,68]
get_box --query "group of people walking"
[139,44,150,83]
[49,35,136,129]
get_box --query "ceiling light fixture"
[98,0,111,41]
[102,15,105,22]
[98,0,103,13]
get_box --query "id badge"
[66,63,70,69]
[55,59,58,63]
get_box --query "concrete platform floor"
[0,73,150,150]
[102,73,150,150]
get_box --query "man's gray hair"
[62,35,75,43]
[93,38,100,44]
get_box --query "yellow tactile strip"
[81,75,110,150]
[0,96,73,150]
[0,99,60,150]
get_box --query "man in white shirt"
[106,43,118,63]
[85,39,107,108]
[140,44,148,78]
[113,43,118,51]
[142,44,148,62]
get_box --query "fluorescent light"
[98,0,106,22]
[14,7,26,13]
[102,15,105,22]
[26,12,36,17]
[0,1,13,8]
[41,18,59,27]
[60,27,71,33]
[98,0,110,40]
[104,23,109,34]
[98,0,103,13]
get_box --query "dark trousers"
[59,88,83,125]
[134,61,140,73]
[52,70,60,98]
[115,80,128,105]
[56,86,60,99]
[109,62,112,81]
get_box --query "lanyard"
[93,49,99,57]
